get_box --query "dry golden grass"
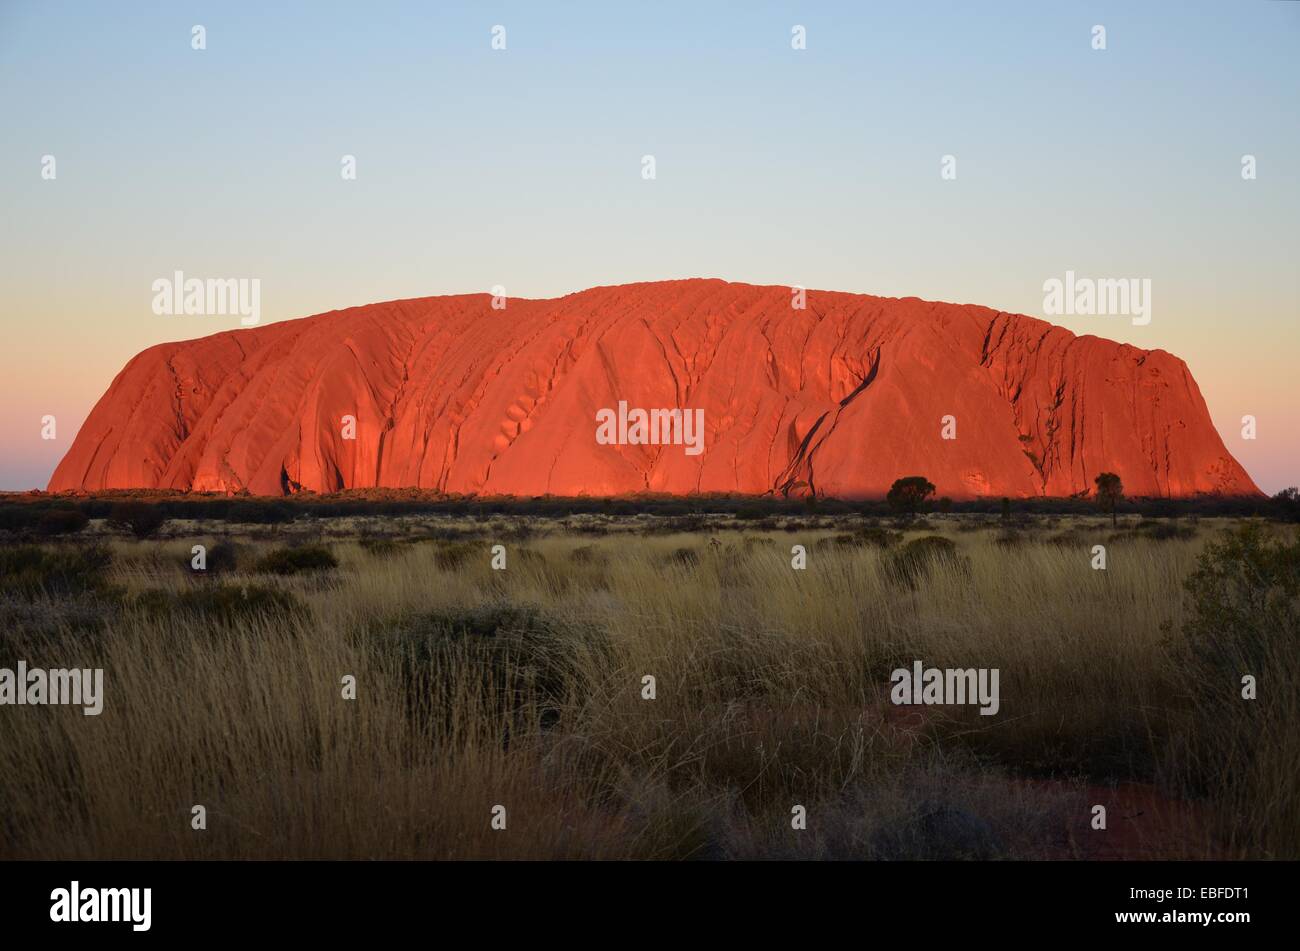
[0,514,1293,859]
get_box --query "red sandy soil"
[737,697,1215,859]
[878,701,1215,860]
[1061,781,1216,860]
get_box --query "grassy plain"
[1,511,1295,860]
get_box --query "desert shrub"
[1180,523,1299,678]
[203,540,244,574]
[359,537,401,558]
[813,534,855,552]
[817,528,900,551]
[666,547,699,567]
[647,501,690,517]
[899,535,957,557]
[886,535,968,588]
[646,515,706,534]
[810,527,895,553]
[107,502,166,539]
[1134,519,1196,541]
[131,584,304,624]
[994,530,1025,549]
[434,541,478,571]
[225,500,295,524]
[0,544,113,596]
[569,545,604,565]
[410,526,485,544]
[1048,528,1088,548]
[855,527,903,549]
[599,500,640,517]
[374,603,606,733]
[35,509,89,536]
[1172,523,1300,855]
[1270,487,1300,523]
[0,504,39,533]
[255,544,338,575]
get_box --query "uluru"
[48,279,1259,500]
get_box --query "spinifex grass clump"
[255,544,338,575]
[359,536,402,558]
[0,544,114,596]
[568,544,604,565]
[816,527,903,551]
[194,540,245,575]
[371,602,608,737]
[666,547,700,567]
[886,535,969,588]
[433,541,478,570]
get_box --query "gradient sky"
[1,1,1296,492]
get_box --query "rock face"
[49,279,1259,499]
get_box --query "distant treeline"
[1,487,1297,533]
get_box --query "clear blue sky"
[1,1,1296,490]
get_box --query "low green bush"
[0,544,113,596]
[36,509,89,535]
[255,544,338,575]
[887,535,968,587]
[107,501,166,539]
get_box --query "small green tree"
[887,476,936,519]
[107,501,166,539]
[1094,472,1123,528]
[1271,487,1300,523]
